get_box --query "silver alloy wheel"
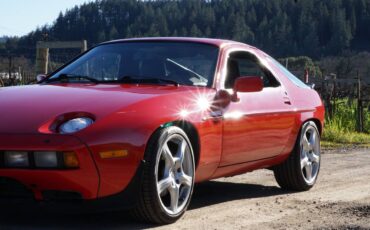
[300,125,320,185]
[155,134,194,215]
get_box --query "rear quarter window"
[268,56,310,89]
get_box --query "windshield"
[46,42,219,87]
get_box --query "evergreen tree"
[4,0,370,59]
[109,26,119,40]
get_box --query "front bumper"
[0,133,99,200]
[0,162,144,212]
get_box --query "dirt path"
[0,148,369,229]
[157,147,370,230]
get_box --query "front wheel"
[273,121,321,191]
[131,126,195,224]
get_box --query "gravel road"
[0,147,369,229]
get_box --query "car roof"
[101,37,249,48]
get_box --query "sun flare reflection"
[176,89,215,119]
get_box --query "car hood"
[0,84,210,134]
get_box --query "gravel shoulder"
[0,147,369,229]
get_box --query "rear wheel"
[131,126,195,224]
[273,121,321,191]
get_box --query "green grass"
[322,99,370,146]
[321,141,370,149]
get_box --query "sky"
[0,0,95,37]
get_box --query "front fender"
[75,89,222,197]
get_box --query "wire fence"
[294,73,370,133]
[0,70,36,86]
[0,48,82,86]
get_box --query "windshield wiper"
[166,58,207,83]
[119,76,179,86]
[45,73,99,84]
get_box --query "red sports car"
[0,37,324,224]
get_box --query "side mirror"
[213,89,231,109]
[36,74,47,82]
[232,76,263,102]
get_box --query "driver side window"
[225,51,280,89]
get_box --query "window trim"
[219,48,283,90]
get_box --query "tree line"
[1,0,370,59]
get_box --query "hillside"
[1,0,370,60]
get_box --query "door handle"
[283,96,291,105]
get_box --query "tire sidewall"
[296,121,321,189]
[147,126,195,221]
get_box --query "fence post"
[325,79,333,118]
[332,76,337,117]
[356,73,363,132]
[81,40,87,52]
[35,46,49,74]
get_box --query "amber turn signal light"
[63,152,79,168]
[99,150,128,159]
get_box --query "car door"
[220,50,296,166]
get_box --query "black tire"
[273,121,321,191]
[131,126,195,224]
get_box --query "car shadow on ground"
[0,181,291,229]
[190,180,290,210]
